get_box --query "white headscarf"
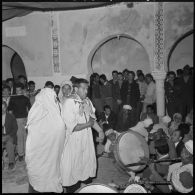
[26,88,61,128]
[58,80,73,103]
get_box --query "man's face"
[95,75,100,82]
[105,108,111,116]
[168,74,175,82]
[2,104,7,114]
[108,133,116,142]
[19,78,26,85]
[128,73,134,82]
[112,72,118,80]
[16,87,23,95]
[147,107,153,115]
[46,85,53,89]
[118,74,123,81]
[29,84,35,92]
[124,72,129,80]
[171,131,181,143]
[7,81,13,88]
[100,78,105,85]
[62,84,71,96]
[77,83,88,100]
[145,77,151,84]
[138,75,144,82]
[2,88,10,97]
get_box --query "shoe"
[19,155,24,162]
[8,163,15,170]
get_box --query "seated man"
[140,104,159,124]
[104,124,120,154]
[130,118,153,141]
[99,105,117,130]
[171,128,185,158]
[169,113,182,136]
[2,101,18,170]
[115,105,132,132]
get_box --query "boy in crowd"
[44,81,54,89]
[2,85,11,107]
[2,101,18,169]
[8,83,31,161]
[6,78,16,95]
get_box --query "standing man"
[8,83,31,162]
[99,74,113,110]
[143,74,156,113]
[60,78,104,192]
[109,70,122,114]
[121,71,140,126]
[25,88,66,193]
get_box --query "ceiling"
[2,1,118,22]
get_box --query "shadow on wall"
[2,45,27,81]
[168,30,194,71]
[88,34,150,79]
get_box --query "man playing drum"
[60,78,104,192]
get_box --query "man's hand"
[97,130,105,143]
[88,117,95,127]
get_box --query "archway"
[88,34,150,79]
[2,45,27,81]
[167,30,194,71]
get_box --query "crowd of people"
[2,64,193,193]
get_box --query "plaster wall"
[2,46,14,80]
[164,2,194,71]
[2,2,193,89]
[169,34,193,71]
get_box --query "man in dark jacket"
[2,101,18,170]
[109,70,122,114]
[99,105,117,130]
[121,71,140,125]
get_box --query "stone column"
[152,71,166,118]
[152,2,167,119]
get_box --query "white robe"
[25,88,66,193]
[60,96,96,186]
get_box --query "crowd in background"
[2,64,193,193]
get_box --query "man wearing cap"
[167,139,193,191]
[160,115,171,137]
[130,118,153,141]
[115,105,133,132]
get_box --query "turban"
[143,118,153,128]
[185,140,193,155]
[171,164,193,193]
[150,124,164,134]
[123,105,132,110]
[162,115,171,124]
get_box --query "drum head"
[76,183,118,193]
[124,184,147,193]
[114,130,149,172]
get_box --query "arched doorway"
[167,30,194,71]
[88,34,150,79]
[2,45,27,82]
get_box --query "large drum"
[113,130,149,173]
[76,183,118,193]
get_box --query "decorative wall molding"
[51,12,60,73]
[154,2,165,71]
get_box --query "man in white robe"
[25,88,66,193]
[60,78,104,191]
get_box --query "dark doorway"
[10,52,27,81]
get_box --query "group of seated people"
[2,65,193,193]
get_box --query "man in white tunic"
[60,78,104,191]
[25,88,66,193]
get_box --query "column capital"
[151,71,166,80]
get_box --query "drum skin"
[113,130,149,173]
[76,183,118,193]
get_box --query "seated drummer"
[103,124,120,155]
